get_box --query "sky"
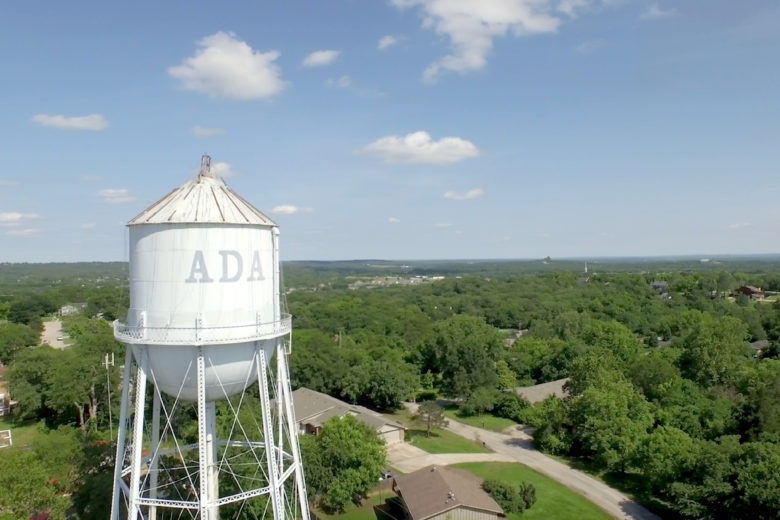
[1,0,779,262]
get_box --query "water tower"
[110,156,309,520]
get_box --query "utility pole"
[104,352,115,441]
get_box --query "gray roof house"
[392,465,505,520]
[290,387,405,445]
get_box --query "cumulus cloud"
[0,212,40,227]
[388,217,401,224]
[378,35,399,50]
[31,113,108,131]
[362,131,479,165]
[98,188,135,204]
[392,0,561,81]
[168,32,285,100]
[210,162,234,178]
[444,188,485,201]
[271,205,313,215]
[641,3,677,20]
[327,75,352,88]
[302,49,340,67]
[6,228,42,237]
[192,126,226,138]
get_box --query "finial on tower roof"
[200,154,212,177]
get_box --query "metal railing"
[113,314,291,345]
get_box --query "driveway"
[387,441,514,473]
[402,403,660,520]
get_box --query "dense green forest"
[1,259,780,519]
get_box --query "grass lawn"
[454,462,611,520]
[383,406,491,453]
[314,484,403,520]
[0,416,42,449]
[406,427,491,454]
[443,406,517,433]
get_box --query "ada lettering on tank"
[185,250,265,283]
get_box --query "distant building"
[736,286,765,300]
[290,387,405,445]
[392,465,505,520]
[59,303,86,316]
[750,340,770,356]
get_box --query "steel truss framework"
[110,337,309,520]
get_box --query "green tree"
[634,426,699,495]
[422,315,503,397]
[569,374,654,472]
[0,444,71,520]
[0,322,39,364]
[300,415,386,512]
[414,401,448,437]
[678,313,753,387]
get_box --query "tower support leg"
[256,346,285,520]
[127,347,148,520]
[110,347,134,520]
[278,340,311,520]
[196,350,220,520]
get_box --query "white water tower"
[110,156,309,520]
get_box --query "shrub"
[483,479,536,513]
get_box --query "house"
[515,378,569,404]
[392,465,505,520]
[290,387,405,445]
[650,280,669,292]
[736,285,765,300]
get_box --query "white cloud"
[210,162,234,178]
[641,3,677,20]
[81,222,96,230]
[168,32,285,100]
[575,39,603,55]
[80,174,103,182]
[31,113,108,131]
[362,131,479,164]
[0,212,40,227]
[435,222,452,228]
[97,188,135,204]
[727,222,751,230]
[378,35,399,50]
[6,228,42,237]
[388,217,401,224]
[302,49,341,67]
[327,75,352,88]
[392,0,561,81]
[271,205,313,215]
[444,188,485,201]
[192,126,226,138]
[558,0,590,17]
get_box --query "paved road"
[40,319,67,349]
[402,403,660,520]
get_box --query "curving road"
[397,403,660,520]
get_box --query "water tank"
[114,156,290,401]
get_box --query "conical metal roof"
[129,156,276,226]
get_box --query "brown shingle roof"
[393,465,504,520]
[290,387,404,431]
[515,377,569,404]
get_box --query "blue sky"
[1,0,778,262]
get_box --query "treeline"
[286,270,780,518]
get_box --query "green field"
[443,406,518,433]
[0,416,42,449]
[406,427,492,454]
[454,462,611,520]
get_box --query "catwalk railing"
[113,314,292,345]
